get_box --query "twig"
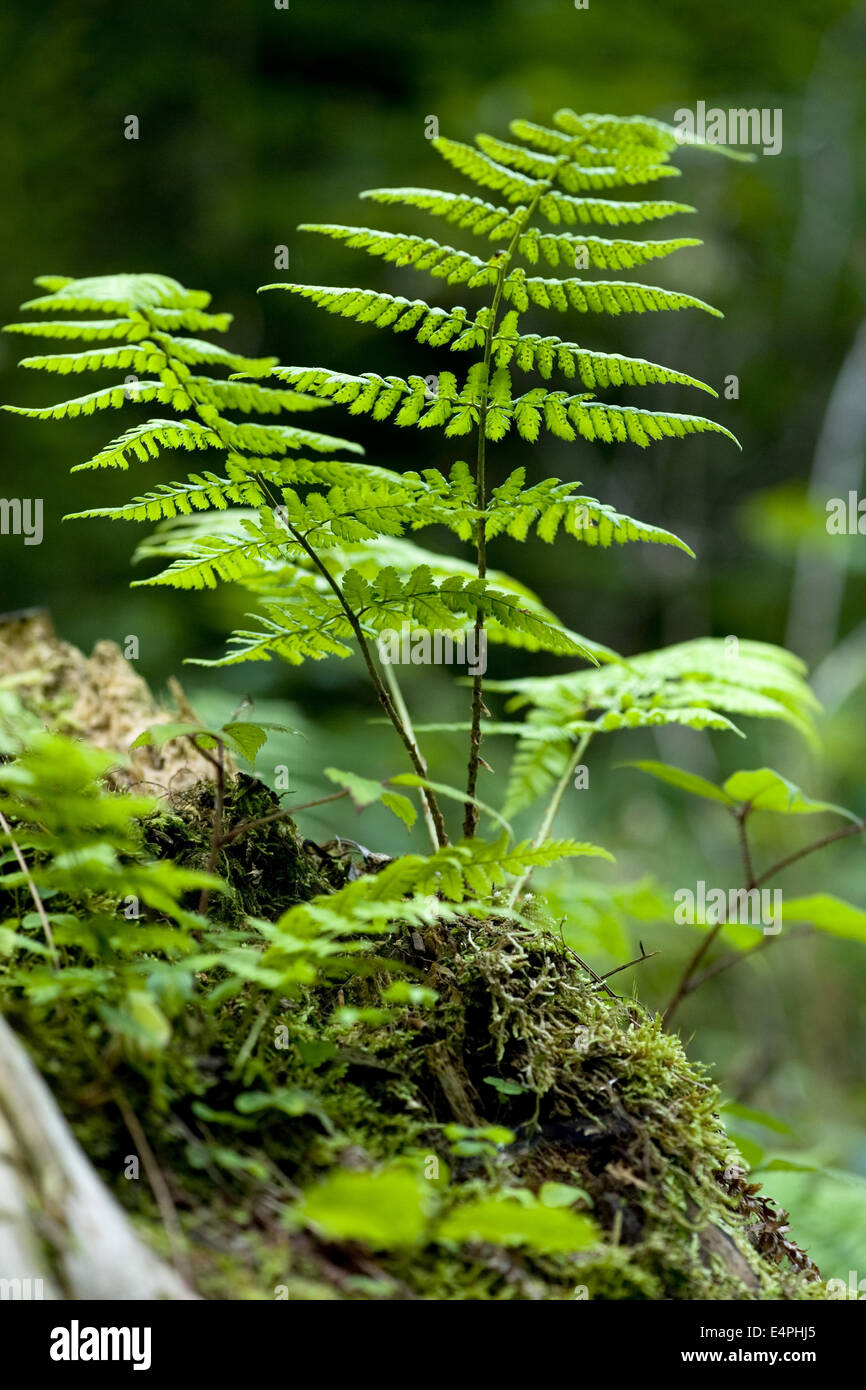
[595,946,660,983]
[196,737,225,917]
[569,949,620,1001]
[663,805,755,1029]
[735,805,755,888]
[752,819,866,888]
[114,1089,191,1281]
[0,807,58,967]
[382,661,439,851]
[217,789,351,848]
[682,925,813,994]
[507,732,592,911]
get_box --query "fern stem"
[381,661,439,850]
[464,179,550,837]
[507,732,592,910]
[157,321,449,849]
[283,520,449,847]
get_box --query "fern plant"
[3,110,815,899]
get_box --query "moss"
[3,766,827,1301]
[141,772,345,924]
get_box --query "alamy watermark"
[826,1270,866,1299]
[673,103,783,157]
[0,497,43,545]
[674,881,782,935]
[377,622,487,676]
[826,492,866,535]
[0,1277,44,1300]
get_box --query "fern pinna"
[4,113,814,894]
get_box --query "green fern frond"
[20,273,212,315]
[299,224,496,289]
[432,137,542,202]
[495,636,818,815]
[360,187,525,238]
[489,316,715,392]
[263,364,735,449]
[5,382,173,420]
[72,418,220,471]
[194,376,328,416]
[516,227,701,270]
[536,188,696,227]
[484,471,694,553]
[361,185,697,231]
[259,283,475,346]
[16,344,165,375]
[551,109,754,162]
[3,318,146,342]
[474,131,680,189]
[156,336,279,377]
[217,418,363,457]
[67,472,266,524]
[134,528,283,591]
[501,267,720,317]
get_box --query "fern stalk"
[507,730,593,908]
[279,511,449,846]
[464,181,547,836]
[110,300,451,847]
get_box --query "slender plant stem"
[217,790,352,848]
[172,343,448,848]
[752,819,866,888]
[381,661,439,850]
[507,731,592,910]
[0,808,58,967]
[284,521,448,846]
[683,924,813,994]
[114,1089,191,1280]
[197,738,225,917]
[664,811,866,1028]
[464,180,550,837]
[735,806,754,887]
[663,807,754,1029]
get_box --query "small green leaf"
[220,720,269,764]
[437,1192,598,1253]
[130,720,218,751]
[538,1181,591,1209]
[722,767,860,821]
[620,759,730,803]
[781,894,866,942]
[483,1076,527,1096]
[302,1166,430,1248]
[324,767,417,831]
[391,773,512,836]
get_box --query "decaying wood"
[0,608,231,797]
[425,1040,482,1127]
[0,1013,197,1300]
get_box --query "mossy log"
[0,616,826,1301]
